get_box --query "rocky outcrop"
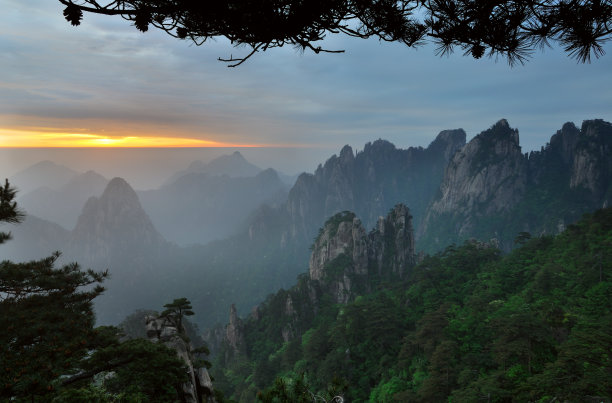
[214,205,417,366]
[570,119,612,199]
[420,118,612,251]
[309,212,364,281]
[421,119,528,240]
[225,304,246,358]
[369,204,416,278]
[309,204,416,303]
[146,314,216,403]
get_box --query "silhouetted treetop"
[59,0,612,66]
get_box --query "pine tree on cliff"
[162,297,195,331]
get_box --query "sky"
[1,0,612,185]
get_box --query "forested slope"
[214,208,612,402]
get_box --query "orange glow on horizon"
[0,129,262,148]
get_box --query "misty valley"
[2,119,612,402]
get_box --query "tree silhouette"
[161,297,195,330]
[0,179,24,244]
[59,0,612,66]
[0,180,108,400]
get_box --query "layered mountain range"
[2,119,611,329]
[284,129,466,243]
[139,168,288,245]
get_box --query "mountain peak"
[339,145,354,162]
[308,205,415,302]
[427,128,466,160]
[363,139,396,154]
[101,177,140,204]
[71,177,165,262]
[581,119,612,138]
[166,151,262,185]
[476,119,520,149]
[495,118,509,128]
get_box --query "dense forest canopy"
[215,208,612,402]
[59,0,612,66]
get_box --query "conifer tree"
[161,297,195,330]
[0,180,108,400]
[0,180,200,401]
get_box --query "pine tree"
[0,180,108,399]
[161,297,195,330]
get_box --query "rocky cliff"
[285,130,465,244]
[212,204,417,359]
[224,304,246,359]
[146,314,216,403]
[420,119,527,242]
[420,119,612,251]
[308,204,416,303]
[569,119,612,200]
[64,177,175,325]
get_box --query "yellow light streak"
[0,129,260,148]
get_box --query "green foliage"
[0,178,24,244]
[322,253,352,281]
[0,254,108,399]
[161,297,195,329]
[0,181,196,402]
[85,337,189,402]
[218,207,612,402]
[257,373,346,403]
[64,0,612,67]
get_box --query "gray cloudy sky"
[1,0,611,179]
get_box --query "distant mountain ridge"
[140,167,289,245]
[11,160,78,194]
[163,151,262,185]
[18,170,108,230]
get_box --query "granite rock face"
[285,130,465,244]
[421,119,528,239]
[420,119,612,251]
[570,119,612,199]
[308,204,416,303]
[213,205,417,363]
[224,304,246,358]
[146,314,216,403]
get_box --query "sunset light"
[0,129,259,148]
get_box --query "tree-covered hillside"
[214,208,612,402]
